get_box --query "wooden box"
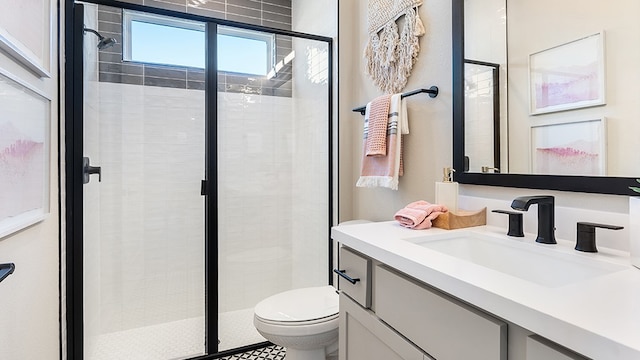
[433,208,487,230]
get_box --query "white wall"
[337,1,358,223]
[337,0,631,246]
[339,0,454,222]
[0,1,60,359]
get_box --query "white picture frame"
[0,67,51,238]
[530,118,606,176]
[0,0,54,78]
[529,32,605,115]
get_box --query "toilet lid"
[254,286,339,322]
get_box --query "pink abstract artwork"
[0,122,46,221]
[0,71,50,238]
[531,119,605,176]
[530,33,605,114]
[534,63,600,109]
[534,142,600,175]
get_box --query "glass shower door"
[216,25,331,351]
[81,4,206,359]
[76,3,332,356]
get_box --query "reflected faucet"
[511,195,556,244]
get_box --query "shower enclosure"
[66,1,332,359]
[464,60,501,173]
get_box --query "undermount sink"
[408,232,628,287]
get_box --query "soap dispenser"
[435,167,459,213]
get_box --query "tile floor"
[220,346,342,360]
[218,345,286,360]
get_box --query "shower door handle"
[83,157,102,184]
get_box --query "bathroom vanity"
[332,222,640,360]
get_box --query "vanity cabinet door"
[526,335,589,360]
[339,293,432,360]
[337,247,371,308]
[375,265,507,360]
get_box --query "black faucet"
[510,195,556,244]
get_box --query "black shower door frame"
[63,1,334,358]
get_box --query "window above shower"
[93,4,294,96]
[122,10,274,76]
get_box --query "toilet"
[253,285,339,360]
[253,221,370,359]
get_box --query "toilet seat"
[254,286,339,337]
[254,313,339,337]
[254,286,339,323]
[255,313,338,326]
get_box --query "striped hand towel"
[356,93,409,190]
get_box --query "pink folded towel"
[394,201,448,230]
[365,94,392,157]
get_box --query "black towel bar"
[0,263,15,283]
[352,86,439,115]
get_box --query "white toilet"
[253,285,339,360]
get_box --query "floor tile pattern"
[219,345,286,360]
[88,308,266,360]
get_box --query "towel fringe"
[356,176,399,190]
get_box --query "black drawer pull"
[334,269,360,284]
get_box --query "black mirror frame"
[451,0,638,196]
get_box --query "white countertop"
[332,221,640,360]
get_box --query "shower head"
[83,26,117,50]
[96,36,117,50]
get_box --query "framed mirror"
[452,0,640,196]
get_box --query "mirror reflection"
[463,0,640,177]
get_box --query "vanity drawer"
[526,335,589,360]
[375,265,507,360]
[336,246,371,308]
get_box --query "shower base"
[87,308,265,359]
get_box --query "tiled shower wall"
[116,0,292,27]
[217,92,295,312]
[95,0,293,96]
[96,83,206,333]
[94,82,298,333]
[290,39,330,289]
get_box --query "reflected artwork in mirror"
[452,0,640,195]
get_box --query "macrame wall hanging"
[364,0,425,94]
